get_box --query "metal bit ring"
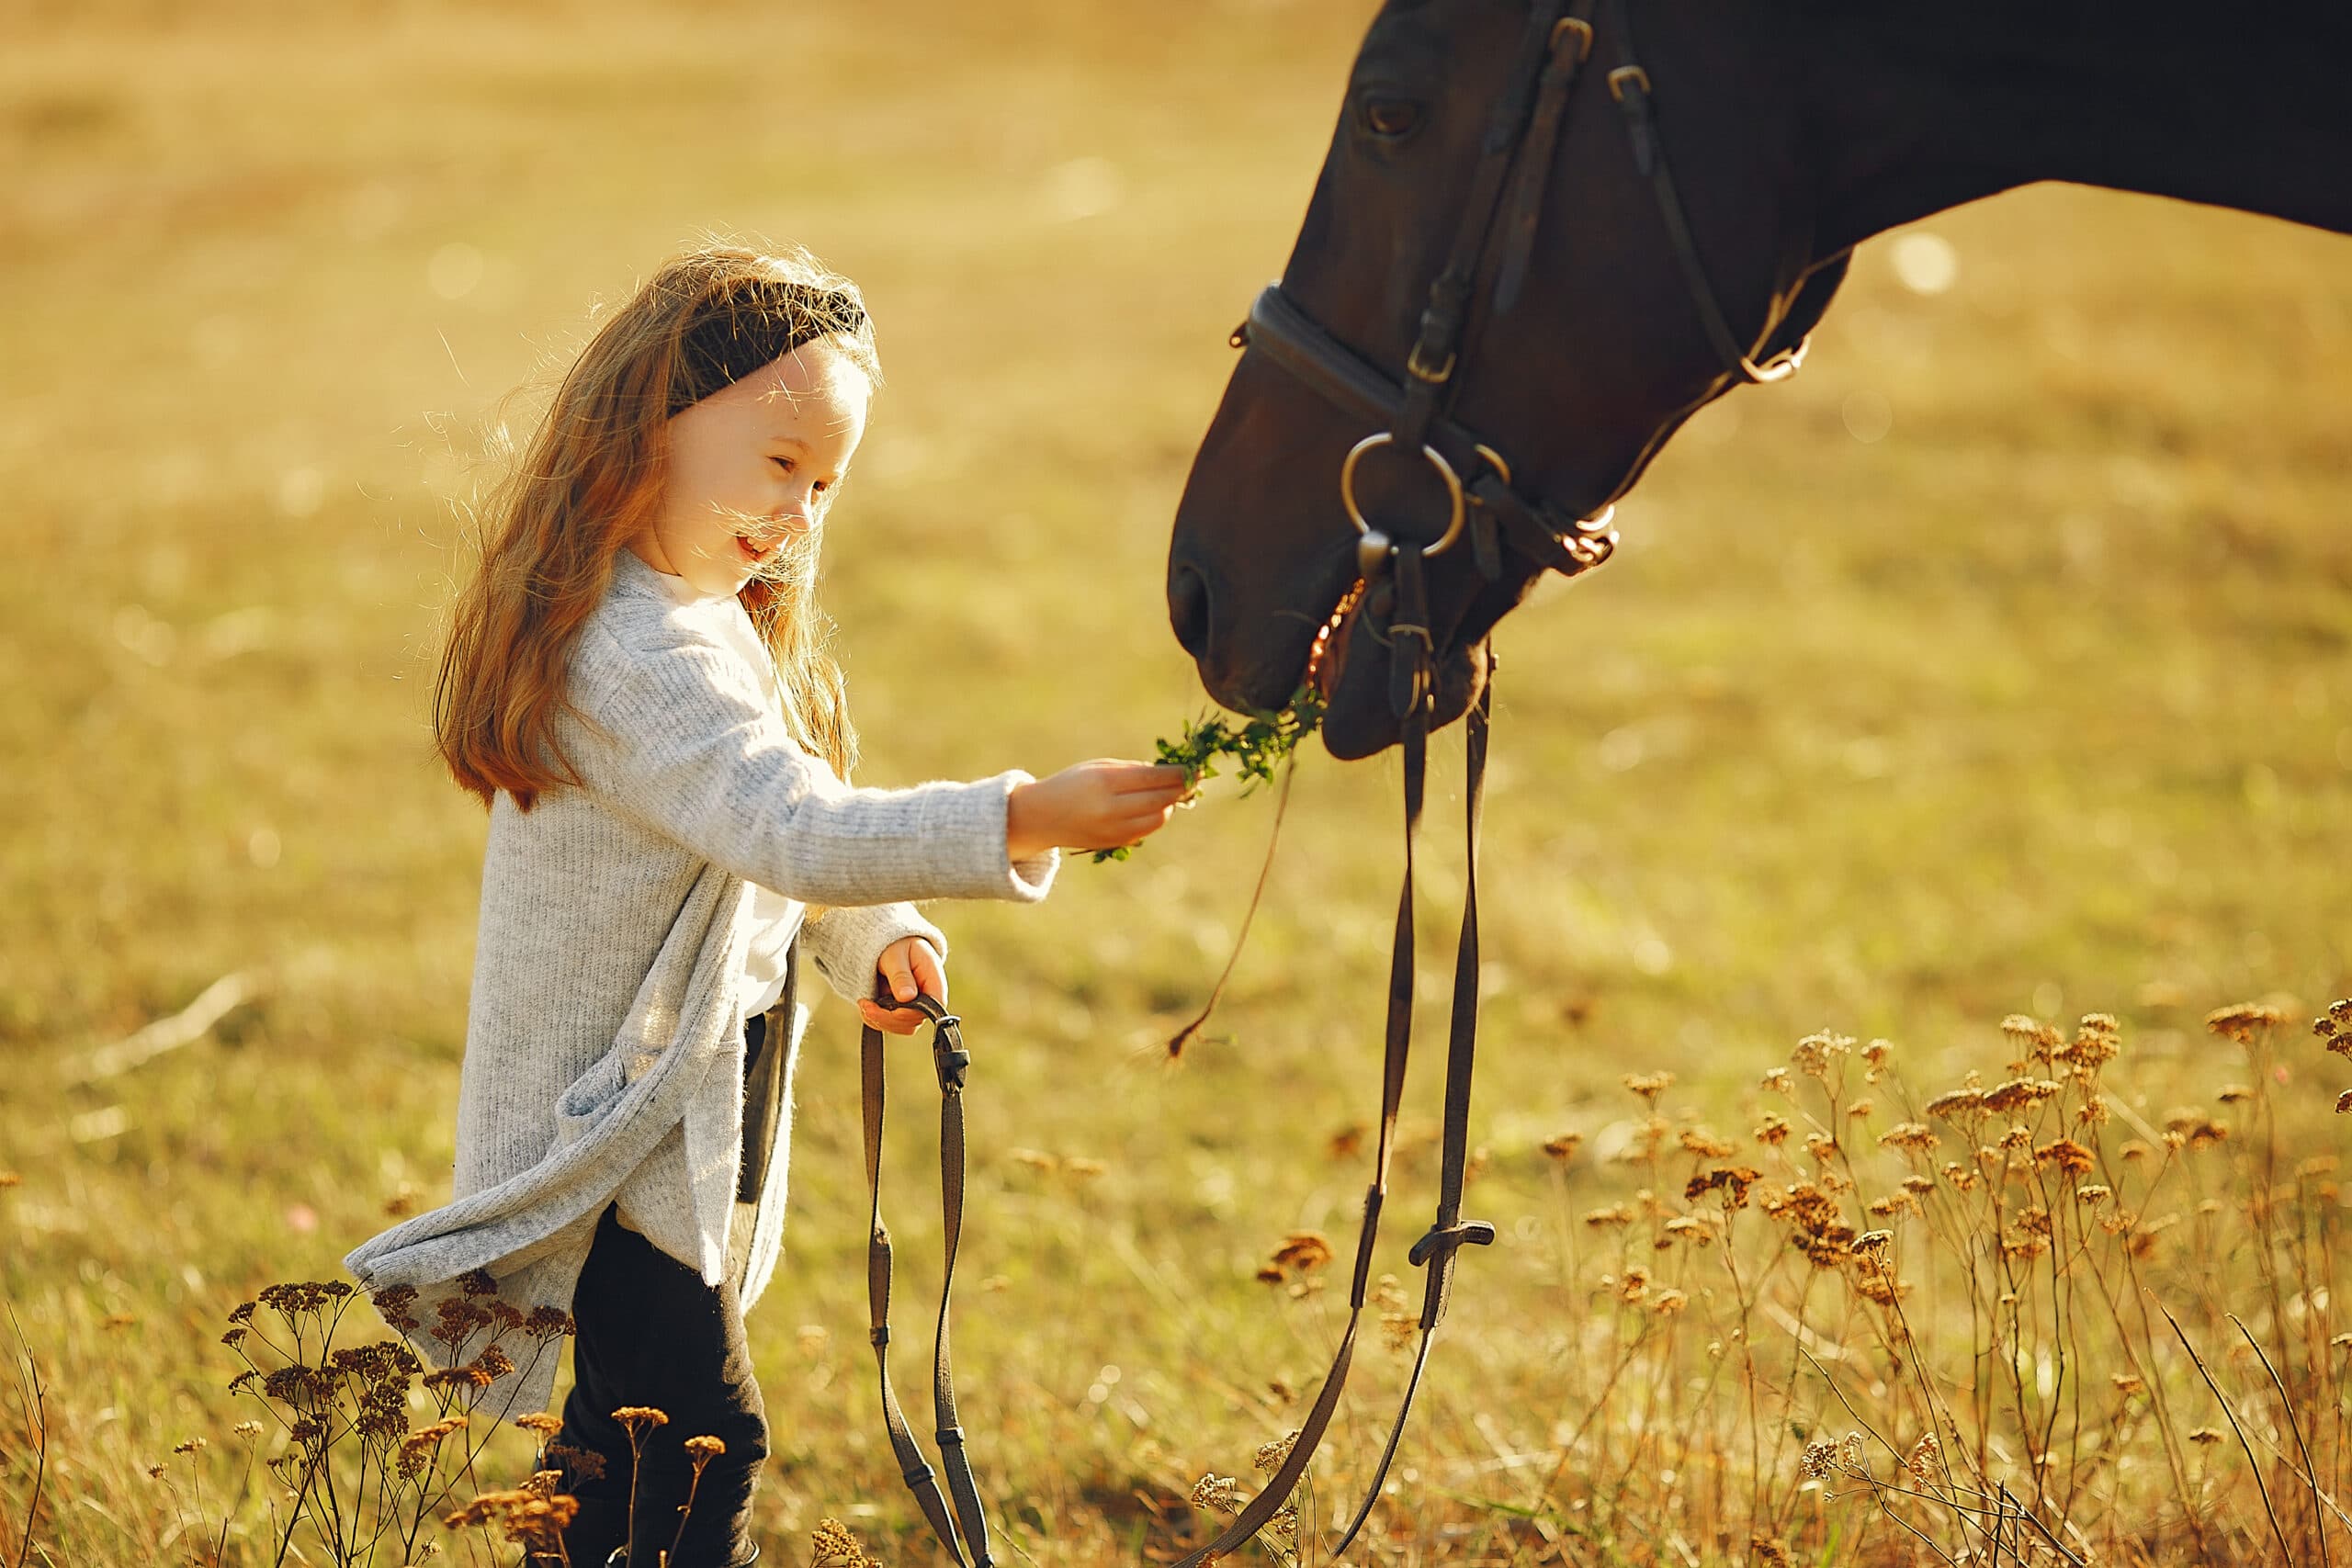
[1340,433,1467,560]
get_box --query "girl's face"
[637,336,872,598]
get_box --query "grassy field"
[4,1,2350,1563]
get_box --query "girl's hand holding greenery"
[1006,759,1193,863]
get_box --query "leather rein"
[862,5,1818,1562]
[862,993,996,1567]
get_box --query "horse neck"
[1797,5,2352,254]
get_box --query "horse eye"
[1360,96,1423,141]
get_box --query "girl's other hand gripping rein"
[858,935,947,1036]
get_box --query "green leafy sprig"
[1093,685,1324,863]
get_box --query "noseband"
[1174,4,1812,1563]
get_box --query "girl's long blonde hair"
[436,244,876,809]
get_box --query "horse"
[1148,8,2349,1557]
[1162,0,2352,760]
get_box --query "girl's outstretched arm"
[565,624,1055,908]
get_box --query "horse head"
[1166,0,1849,758]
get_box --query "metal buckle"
[1340,433,1467,561]
[1404,341,1456,385]
[1551,17,1593,62]
[1607,64,1651,102]
[1743,336,1810,385]
[1565,505,1618,570]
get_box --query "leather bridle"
[1176,2,1815,1562]
[1234,0,1814,613]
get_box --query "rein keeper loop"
[1408,1219,1498,1267]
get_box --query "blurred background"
[4,0,2348,1561]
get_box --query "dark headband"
[669,279,868,416]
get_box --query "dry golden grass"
[5,0,2351,1563]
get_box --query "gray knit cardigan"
[345,553,1057,1419]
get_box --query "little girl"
[346,244,1187,1567]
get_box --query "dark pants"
[551,1208,768,1564]
[552,1009,778,1566]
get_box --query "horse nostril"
[1168,563,1213,659]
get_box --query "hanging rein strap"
[1330,559,1499,1560]
[863,994,994,1568]
[1174,553,1496,1566]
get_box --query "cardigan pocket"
[552,1051,628,1152]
